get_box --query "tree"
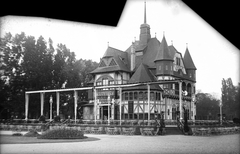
[196,92,220,120]
[0,32,99,119]
[221,78,239,119]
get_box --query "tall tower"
[139,1,151,46]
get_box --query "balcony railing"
[163,88,192,100]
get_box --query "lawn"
[0,135,100,144]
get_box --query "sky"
[0,0,239,99]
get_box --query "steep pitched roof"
[154,36,173,62]
[183,47,196,70]
[90,46,130,74]
[134,37,160,69]
[123,63,161,90]
[168,45,177,59]
[103,46,124,58]
[128,63,156,83]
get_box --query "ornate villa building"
[24,2,197,123]
[87,2,197,122]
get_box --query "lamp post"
[219,100,223,125]
[50,95,53,121]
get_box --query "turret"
[183,46,197,81]
[154,35,174,77]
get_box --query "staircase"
[165,125,183,135]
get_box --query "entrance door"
[172,107,176,120]
[100,106,111,120]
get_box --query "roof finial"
[134,37,136,42]
[144,1,147,24]
[163,31,165,37]
[171,40,173,45]
[107,42,109,47]
[186,43,188,48]
[155,32,157,38]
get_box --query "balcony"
[163,88,192,101]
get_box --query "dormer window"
[176,57,180,65]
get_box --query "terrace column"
[147,84,150,125]
[179,81,183,120]
[119,87,122,125]
[74,90,78,124]
[56,92,60,116]
[108,94,110,125]
[94,88,97,124]
[40,92,44,116]
[25,93,29,120]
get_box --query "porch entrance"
[100,106,111,120]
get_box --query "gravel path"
[1,134,239,154]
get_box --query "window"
[171,66,172,70]
[134,92,138,100]
[176,58,180,65]
[109,80,114,85]
[139,92,143,100]
[97,81,102,86]
[125,92,128,100]
[102,78,108,86]
[128,101,133,114]
[129,92,133,100]
[168,109,170,115]
[166,65,168,70]
[159,65,161,70]
[143,92,147,100]
[150,92,155,101]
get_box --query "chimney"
[130,42,135,71]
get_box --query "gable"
[109,58,117,66]
[99,59,107,67]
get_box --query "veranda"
[25,80,189,125]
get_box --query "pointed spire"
[183,46,197,70]
[139,1,151,45]
[144,1,147,24]
[154,35,173,62]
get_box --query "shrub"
[38,128,84,139]
[24,129,40,137]
[12,132,23,136]
[39,115,46,123]
[54,116,61,123]
[12,132,22,136]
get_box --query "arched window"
[187,83,192,96]
[182,82,186,91]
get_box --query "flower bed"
[38,128,84,139]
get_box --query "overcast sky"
[1,0,239,99]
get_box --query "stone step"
[165,126,183,135]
